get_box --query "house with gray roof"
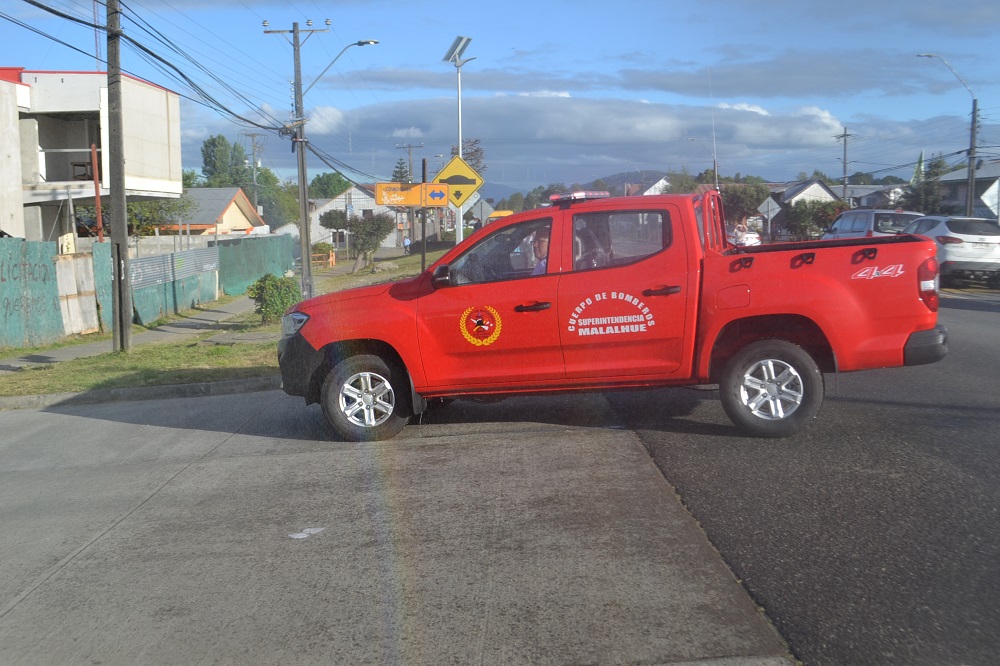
[172,187,266,235]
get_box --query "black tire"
[321,354,410,442]
[719,339,824,438]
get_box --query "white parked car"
[727,227,761,247]
[902,216,1000,287]
[821,209,924,240]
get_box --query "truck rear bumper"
[904,324,948,366]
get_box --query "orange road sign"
[375,182,450,208]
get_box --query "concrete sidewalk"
[0,295,264,374]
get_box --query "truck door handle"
[642,285,682,297]
[514,301,551,312]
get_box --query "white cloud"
[391,127,425,139]
[719,103,770,116]
[309,107,346,135]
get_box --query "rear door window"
[875,213,921,234]
[945,219,1000,236]
[571,210,670,272]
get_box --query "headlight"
[281,311,310,337]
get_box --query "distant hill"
[480,170,670,203]
[582,171,669,193]
[478,182,524,204]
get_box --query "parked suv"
[821,209,924,240]
[901,216,1000,287]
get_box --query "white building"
[0,67,182,248]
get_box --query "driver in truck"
[530,228,550,275]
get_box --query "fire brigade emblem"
[460,306,502,346]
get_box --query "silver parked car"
[821,209,924,240]
[902,216,1000,287]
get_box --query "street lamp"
[688,137,719,190]
[443,36,475,244]
[264,19,377,299]
[304,40,379,96]
[917,53,978,216]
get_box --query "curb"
[0,375,282,412]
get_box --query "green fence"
[217,235,295,296]
[1,235,295,350]
[0,238,64,349]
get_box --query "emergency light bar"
[549,191,611,203]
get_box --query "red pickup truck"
[279,191,947,441]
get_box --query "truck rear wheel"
[321,354,409,442]
[719,339,823,438]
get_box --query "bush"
[246,273,302,324]
[312,241,334,255]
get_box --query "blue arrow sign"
[428,188,446,200]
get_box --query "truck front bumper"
[278,334,325,402]
[903,324,948,366]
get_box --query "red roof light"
[549,191,611,204]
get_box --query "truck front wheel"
[719,339,824,438]
[321,354,409,441]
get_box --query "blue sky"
[3,0,999,192]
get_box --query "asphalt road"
[610,288,1000,665]
[0,391,790,664]
[2,286,993,665]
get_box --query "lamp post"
[917,53,978,216]
[264,19,377,299]
[688,137,719,190]
[443,36,475,244]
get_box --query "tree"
[720,183,772,226]
[782,200,844,240]
[76,195,197,237]
[496,191,525,213]
[344,213,395,272]
[897,154,955,215]
[255,168,299,229]
[451,138,487,175]
[309,172,351,199]
[319,209,348,231]
[391,158,411,183]
[183,169,202,188]
[661,168,697,194]
[199,135,251,189]
[848,172,874,185]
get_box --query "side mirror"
[431,264,453,289]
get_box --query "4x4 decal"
[851,265,905,280]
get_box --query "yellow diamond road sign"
[434,156,483,208]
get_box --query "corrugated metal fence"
[1,235,294,350]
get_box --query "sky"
[2,0,999,193]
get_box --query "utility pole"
[396,142,423,183]
[835,127,856,204]
[242,131,265,213]
[397,143,423,246]
[107,0,131,351]
[264,20,329,300]
[967,98,978,216]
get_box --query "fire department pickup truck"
[279,191,947,441]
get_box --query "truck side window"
[449,219,553,285]
[572,211,669,272]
